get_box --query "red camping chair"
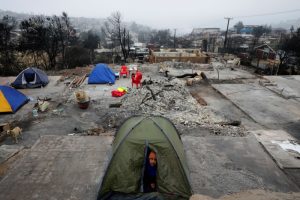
[131,70,143,88]
[120,65,129,78]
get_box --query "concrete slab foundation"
[183,135,299,198]
[212,84,300,126]
[263,76,300,100]
[0,136,113,200]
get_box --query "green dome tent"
[98,116,192,200]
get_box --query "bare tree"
[103,11,130,62]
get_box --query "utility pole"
[173,28,177,49]
[224,17,233,51]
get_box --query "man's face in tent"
[149,151,157,167]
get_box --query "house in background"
[252,43,279,70]
[190,28,222,52]
[255,44,277,60]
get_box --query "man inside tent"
[143,150,157,193]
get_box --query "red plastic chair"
[120,65,129,78]
[131,71,143,88]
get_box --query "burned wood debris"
[69,74,87,88]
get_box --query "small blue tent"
[0,85,29,113]
[88,64,116,84]
[12,67,49,89]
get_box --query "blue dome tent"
[88,64,116,84]
[12,67,49,89]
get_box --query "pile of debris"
[121,77,246,136]
[122,79,210,126]
[68,74,87,88]
[160,61,213,71]
[122,79,197,113]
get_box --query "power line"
[233,9,300,18]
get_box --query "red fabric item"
[111,90,126,97]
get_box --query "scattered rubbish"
[32,109,39,117]
[109,102,122,108]
[182,120,189,125]
[200,72,208,80]
[164,70,169,77]
[86,126,105,136]
[38,97,52,101]
[0,123,10,132]
[145,86,156,100]
[186,77,203,86]
[142,78,153,85]
[258,80,277,87]
[70,127,84,135]
[52,103,64,115]
[271,140,300,154]
[52,108,64,115]
[38,101,50,112]
[226,58,241,67]
[28,96,35,101]
[176,73,198,79]
[217,121,241,127]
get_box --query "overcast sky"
[1,0,300,33]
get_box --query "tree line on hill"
[0,12,103,75]
[0,10,187,76]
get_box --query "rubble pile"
[121,78,246,136]
[160,61,213,71]
[122,79,192,111]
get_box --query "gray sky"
[1,0,300,32]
